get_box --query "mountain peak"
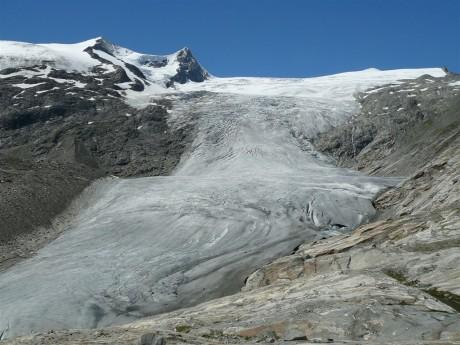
[83,39,210,84]
[171,47,209,83]
[176,47,191,56]
[88,37,118,55]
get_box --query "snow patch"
[12,82,46,89]
[397,89,416,93]
[36,87,60,94]
[0,39,100,71]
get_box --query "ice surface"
[116,48,182,85]
[176,68,445,100]
[0,90,402,339]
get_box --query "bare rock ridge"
[170,47,210,84]
[0,37,459,344]
[85,37,209,89]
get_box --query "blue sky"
[1,0,459,77]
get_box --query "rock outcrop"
[170,47,210,84]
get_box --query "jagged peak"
[173,47,197,63]
[176,47,192,56]
[86,37,118,55]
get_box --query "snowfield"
[0,38,101,72]
[0,38,447,338]
[178,67,445,100]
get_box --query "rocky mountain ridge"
[0,37,209,88]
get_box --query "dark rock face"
[0,65,195,245]
[314,73,460,176]
[86,38,209,87]
[0,155,98,243]
[139,333,166,345]
[171,48,209,84]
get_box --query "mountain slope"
[0,38,208,249]
[0,38,458,344]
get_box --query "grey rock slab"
[139,333,166,345]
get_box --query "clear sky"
[1,0,459,77]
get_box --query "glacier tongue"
[0,90,400,338]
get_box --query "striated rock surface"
[3,272,459,344]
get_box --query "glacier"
[0,38,447,338]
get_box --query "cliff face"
[314,73,460,176]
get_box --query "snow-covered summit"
[0,38,101,72]
[86,37,209,85]
[178,67,447,101]
[0,37,447,107]
[0,37,209,87]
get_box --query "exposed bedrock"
[313,72,460,176]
